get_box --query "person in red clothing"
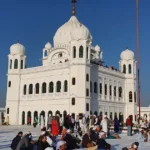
[126,116,132,136]
[52,116,59,136]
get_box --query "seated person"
[90,125,101,144]
[97,132,111,150]
[82,130,94,148]
[37,134,52,150]
[122,142,139,150]
[64,129,79,150]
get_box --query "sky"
[0,0,149,107]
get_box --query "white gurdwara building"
[6,13,137,125]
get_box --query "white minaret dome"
[120,49,134,60]
[10,42,25,55]
[45,42,52,49]
[95,45,100,51]
[54,16,92,46]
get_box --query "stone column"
[25,112,27,125]
[31,112,34,125]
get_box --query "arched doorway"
[94,111,98,117]
[48,111,53,117]
[22,111,25,125]
[119,112,124,124]
[114,112,117,118]
[27,111,31,125]
[144,114,147,120]
[63,111,67,126]
[110,112,112,120]
[55,110,60,116]
[40,111,45,125]
[34,111,38,124]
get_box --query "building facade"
[5,14,137,125]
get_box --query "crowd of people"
[10,114,150,150]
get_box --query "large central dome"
[54,16,92,46]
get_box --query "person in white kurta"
[101,115,109,135]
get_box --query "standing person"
[75,115,79,129]
[71,115,75,133]
[28,117,31,125]
[114,117,120,133]
[86,116,90,129]
[51,117,59,137]
[47,114,52,130]
[126,116,132,136]
[101,115,109,136]
[59,115,63,135]
[82,114,87,135]
[10,131,23,150]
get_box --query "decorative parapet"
[98,66,125,79]
[20,63,70,74]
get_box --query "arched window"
[56,81,61,92]
[100,83,102,94]
[86,89,89,96]
[94,82,97,93]
[128,64,132,74]
[42,82,47,93]
[86,103,89,111]
[44,50,48,57]
[90,81,92,93]
[119,87,122,98]
[21,60,23,69]
[129,91,132,102]
[86,47,88,59]
[7,108,9,114]
[114,86,116,96]
[8,81,11,87]
[24,85,27,95]
[49,82,54,93]
[72,78,76,85]
[105,84,107,95]
[79,46,83,58]
[86,74,89,82]
[29,84,33,94]
[35,83,39,94]
[72,98,75,105]
[10,59,12,69]
[64,80,68,92]
[14,59,18,69]
[123,64,126,73]
[109,85,112,96]
[73,46,76,58]
[134,92,136,102]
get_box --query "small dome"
[120,49,134,60]
[95,45,100,51]
[54,16,92,46]
[45,42,52,49]
[10,42,25,55]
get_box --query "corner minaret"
[120,48,137,122]
[6,42,26,125]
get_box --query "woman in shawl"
[52,116,59,136]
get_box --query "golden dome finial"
[72,0,77,16]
